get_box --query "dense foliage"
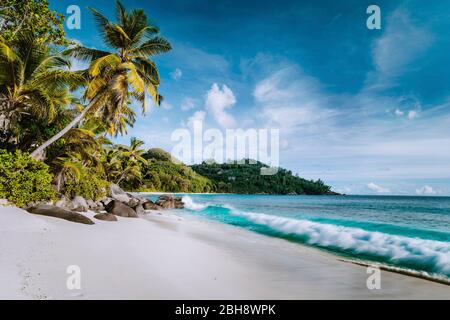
[0,32,81,151]
[0,149,56,207]
[62,170,109,201]
[0,0,68,46]
[191,160,331,195]
[0,1,173,203]
[0,1,334,205]
[137,149,214,192]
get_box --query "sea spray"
[182,196,208,211]
[229,210,450,277]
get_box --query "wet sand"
[1,206,449,299]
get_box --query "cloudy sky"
[50,0,450,195]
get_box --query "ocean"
[145,194,450,280]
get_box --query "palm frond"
[116,1,128,26]
[30,70,86,89]
[88,7,112,39]
[134,57,160,85]
[89,54,121,77]
[63,46,110,62]
[121,62,145,94]
[0,41,19,62]
[147,83,161,105]
[129,37,172,57]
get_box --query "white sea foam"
[229,210,450,276]
[182,196,208,211]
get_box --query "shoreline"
[134,192,450,198]
[1,205,449,299]
[337,259,450,286]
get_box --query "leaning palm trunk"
[30,95,101,160]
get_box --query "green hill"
[138,150,333,195]
[191,160,332,195]
[138,149,215,192]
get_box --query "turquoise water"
[146,194,450,279]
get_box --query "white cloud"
[186,110,206,129]
[395,109,404,116]
[364,9,434,92]
[161,101,173,110]
[254,66,336,136]
[393,108,419,120]
[408,110,419,120]
[415,185,437,195]
[181,97,196,111]
[253,67,320,104]
[170,68,183,80]
[372,9,432,76]
[367,182,391,194]
[205,83,236,128]
[167,43,230,81]
[244,55,450,186]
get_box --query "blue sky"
[50,0,450,195]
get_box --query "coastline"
[1,205,449,299]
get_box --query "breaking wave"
[229,210,450,277]
[182,196,208,211]
[178,196,450,277]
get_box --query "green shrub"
[0,149,56,207]
[138,160,215,193]
[143,148,176,162]
[63,171,109,200]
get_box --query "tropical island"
[1,0,447,301]
[0,0,332,210]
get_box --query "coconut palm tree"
[50,122,111,192]
[30,0,171,159]
[53,153,85,192]
[110,137,147,186]
[0,32,81,149]
[117,137,147,164]
[102,147,123,182]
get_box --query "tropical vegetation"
[138,149,215,193]
[0,1,173,206]
[191,161,331,195]
[0,1,332,207]
[0,149,56,207]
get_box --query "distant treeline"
[137,149,332,195]
[191,161,332,195]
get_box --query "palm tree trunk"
[116,172,126,185]
[30,95,101,160]
[56,171,63,192]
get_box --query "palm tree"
[0,32,81,149]
[102,147,123,182]
[51,121,112,192]
[112,137,147,185]
[53,153,85,192]
[117,137,147,164]
[30,1,171,159]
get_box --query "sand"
[0,205,449,299]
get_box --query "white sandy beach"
[0,205,449,300]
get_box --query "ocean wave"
[229,210,450,276]
[182,196,208,211]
